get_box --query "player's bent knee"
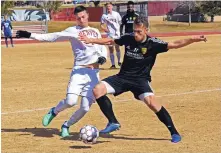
[93,83,107,99]
[144,95,155,107]
[65,94,78,106]
[144,95,161,112]
[81,106,90,113]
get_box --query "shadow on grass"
[1,127,60,138]
[2,128,170,142]
[100,133,170,141]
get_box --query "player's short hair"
[74,5,87,15]
[105,2,113,6]
[127,1,134,5]
[134,16,149,28]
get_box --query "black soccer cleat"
[110,65,116,69]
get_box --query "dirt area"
[1,35,221,153]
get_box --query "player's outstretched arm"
[80,35,115,45]
[16,30,78,42]
[168,35,207,49]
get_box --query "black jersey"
[121,11,139,34]
[114,34,168,81]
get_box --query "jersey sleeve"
[30,27,78,42]
[121,15,126,25]
[100,14,105,24]
[1,22,3,30]
[118,13,122,24]
[9,21,13,29]
[149,37,168,54]
[95,29,108,59]
[114,35,130,46]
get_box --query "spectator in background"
[1,15,14,48]
[120,1,139,35]
[100,2,122,69]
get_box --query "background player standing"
[16,6,107,138]
[120,1,139,35]
[80,16,207,143]
[1,15,14,48]
[100,2,122,69]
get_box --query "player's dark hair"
[134,16,149,28]
[74,5,87,15]
[127,1,134,5]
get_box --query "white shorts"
[67,66,100,101]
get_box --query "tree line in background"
[176,1,221,22]
[1,1,221,22]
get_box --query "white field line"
[1,88,221,115]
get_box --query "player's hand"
[11,29,13,34]
[1,30,4,36]
[97,56,106,65]
[79,35,92,44]
[16,30,31,38]
[192,35,207,42]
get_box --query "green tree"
[198,1,221,22]
[36,1,63,20]
[1,1,15,16]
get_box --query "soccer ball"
[79,125,99,144]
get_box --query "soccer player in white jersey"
[16,6,107,138]
[100,2,122,69]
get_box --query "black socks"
[96,95,119,124]
[156,106,179,135]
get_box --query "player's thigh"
[108,45,114,53]
[67,68,88,95]
[130,80,154,100]
[114,44,120,51]
[102,75,129,96]
[81,69,100,100]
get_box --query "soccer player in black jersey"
[120,1,139,35]
[80,16,207,143]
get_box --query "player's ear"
[143,26,148,34]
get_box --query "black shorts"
[102,75,153,100]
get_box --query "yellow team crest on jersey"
[141,48,147,54]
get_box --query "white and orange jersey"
[101,11,122,39]
[30,26,107,66]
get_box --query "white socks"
[116,51,121,63]
[110,53,115,66]
[54,99,71,115]
[66,97,93,127]
[54,94,79,115]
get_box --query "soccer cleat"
[61,122,70,138]
[118,62,122,67]
[99,123,121,134]
[42,107,56,127]
[171,134,181,143]
[110,65,116,69]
